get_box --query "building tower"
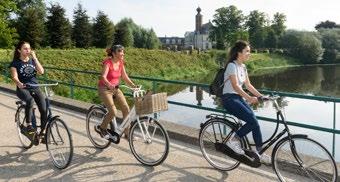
[195,7,202,33]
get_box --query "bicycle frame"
[105,85,155,141]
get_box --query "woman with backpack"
[221,40,270,163]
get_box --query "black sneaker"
[94,125,109,139]
[40,135,46,144]
[26,125,36,135]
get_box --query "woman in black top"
[9,41,47,133]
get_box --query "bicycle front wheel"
[86,106,111,149]
[273,136,338,182]
[15,105,33,149]
[46,118,73,169]
[129,116,169,166]
[199,119,242,171]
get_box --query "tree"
[246,10,267,48]
[133,26,160,49]
[46,3,72,48]
[15,7,45,48]
[92,11,114,48]
[315,20,340,30]
[72,3,92,48]
[318,28,340,63]
[0,0,18,48]
[264,28,278,48]
[271,13,286,38]
[209,5,245,49]
[280,30,323,64]
[113,18,136,47]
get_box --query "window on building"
[166,39,170,44]
[172,39,176,44]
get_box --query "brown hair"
[12,41,29,61]
[227,40,249,64]
[106,44,124,57]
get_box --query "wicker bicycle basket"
[135,92,168,115]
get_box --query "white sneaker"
[226,140,245,155]
[260,153,271,164]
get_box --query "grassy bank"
[0,48,300,103]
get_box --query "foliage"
[15,7,46,48]
[271,13,286,38]
[72,3,92,48]
[246,10,268,48]
[318,28,340,63]
[0,0,18,48]
[46,3,72,48]
[279,30,323,64]
[92,11,114,48]
[113,18,135,47]
[209,5,245,49]
[315,20,340,30]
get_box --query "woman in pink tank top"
[96,45,136,139]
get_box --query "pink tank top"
[98,58,124,87]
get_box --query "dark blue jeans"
[16,87,47,129]
[221,94,263,149]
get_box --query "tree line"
[209,5,340,64]
[0,0,160,49]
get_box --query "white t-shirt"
[222,61,247,94]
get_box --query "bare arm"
[31,51,44,75]
[244,74,263,97]
[121,66,136,87]
[100,64,115,89]
[230,75,258,104]
[10,67,25,88]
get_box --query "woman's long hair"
[227,40,249,64]
[12,41,29,61]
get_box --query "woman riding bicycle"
[9,41,47,133]
[221,40,269,161]
[95,44,137,139]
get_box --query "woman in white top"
[221,40,268,161]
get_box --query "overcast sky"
[45,0,340,37]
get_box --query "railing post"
[70,75,74,99]
[332,102,336,157]
[152,81,157,119]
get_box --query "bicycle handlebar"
[258,95,280,102]
[25,83,59,87]
[119,85,146,97]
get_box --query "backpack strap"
[222,62,237,86]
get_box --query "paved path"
[0,91,302,182]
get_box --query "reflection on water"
[251,65,340,97]
[159,65,340,161]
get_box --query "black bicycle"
[15,83,73,169]
[199,95,338,182]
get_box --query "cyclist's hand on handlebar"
[247,96,258,104]
[17,82,25,89]
[258,95,270,102]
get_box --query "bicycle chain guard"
[215,143,261,168]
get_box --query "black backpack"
[209,62,237,97]
[209,67,227,97]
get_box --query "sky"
[45,0,340,37]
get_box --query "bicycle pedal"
[107,129,120,144]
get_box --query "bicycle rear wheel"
[86,106,111,149]
[199,119,242,171]
[15,105,33,149]
[129,116,169,166]
[46,118,73,169]
[273,136,338,182]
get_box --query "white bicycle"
[86,85,170,166]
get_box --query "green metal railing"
[1,62,339,157]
